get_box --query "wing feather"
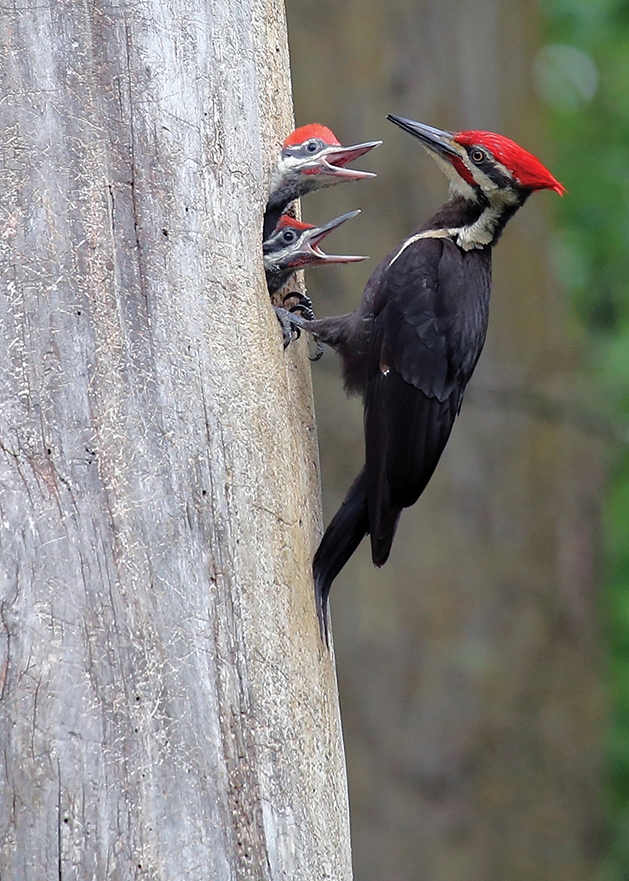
[364,236,489,565]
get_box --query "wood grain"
[0,2,351,878]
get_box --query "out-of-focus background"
[285,1,629,878]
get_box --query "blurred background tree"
[539,1,629,878]
[286,0,615,878]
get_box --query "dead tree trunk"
[0,2,351,879]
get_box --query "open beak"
[317,140,382,180]
[387,115,461,160]
[300,210,368,265]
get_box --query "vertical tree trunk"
[0,2,351,879]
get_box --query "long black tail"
[369,500,403,569]
[313,468,369,645]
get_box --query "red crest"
[274,215,313,233]
[282,124,341,150]
[454,131,565,194]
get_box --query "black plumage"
[279,115,563,642]
[306,222,491,641]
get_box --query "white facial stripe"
[468,164,496,191]
[386,144,524,256]
[485,155,516,185]
[446,151,521,249]
[459,151,520,194]
[454,151,496,192]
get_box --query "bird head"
[268,124,381,206]
[387,114,564,204]
[263,210,368,275]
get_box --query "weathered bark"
[0,2,351,879]
[287,1,605,879]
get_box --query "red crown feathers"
[282,124,341,150]
[454,131,565,195]
[274,215,313,232]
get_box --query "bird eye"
[470,149,486,163]
[282,229,296,243]
[305,139,320,153]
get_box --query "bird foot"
[274,306,307,348]
[273,306,323,360]
[309,339,325,362]
[283,291,317,321]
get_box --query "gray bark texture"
[0,2,352,880]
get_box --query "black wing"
[364,236,490,566]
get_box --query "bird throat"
[450,203,505,250]
[454,185,524,247]
[387,192,522,265]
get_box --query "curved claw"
[284,291,317,321]
[290,303,316,321]
[309,340,325,362]
[283,290,313,310]
[274,305,306,349]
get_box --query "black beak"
[304,210,368,263]
[386,114,461,160]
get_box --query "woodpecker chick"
[263,210,367,296]
[279,115,564,642]
[264,124,381,239]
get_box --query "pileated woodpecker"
[278,115,564,641]
[265,211,367,361]
[263,210,367,296]
[264,124,381,240]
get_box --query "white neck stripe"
[387,225,490,268]
[388,229,452,268]
[387,197,518,266]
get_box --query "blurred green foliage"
[541,0,629,876]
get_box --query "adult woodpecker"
[263,124,381,240]
[278,115,564,642]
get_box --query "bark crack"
[124,20,142,261]
[57,758,63,881]
[108,183,115,236]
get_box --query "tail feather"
[369,501,403,569]
[313,468,369,645]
